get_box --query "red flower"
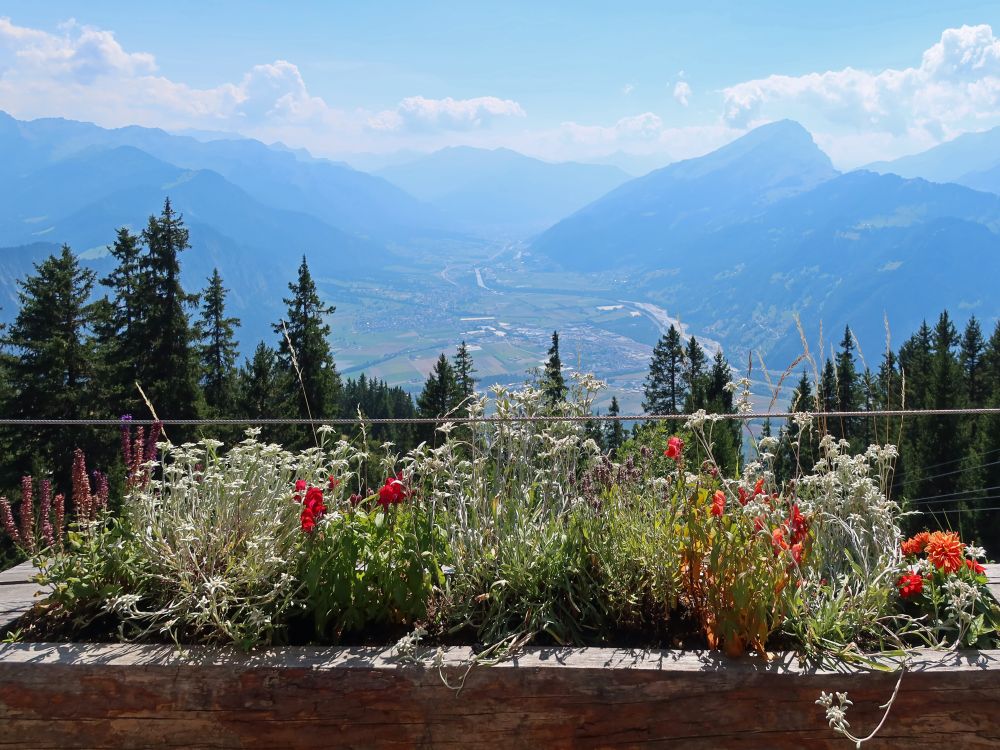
[738,487,750,506]
[754,477,765,496]
[966,558,986,575]
[293,479,307,502]
[753,516,765,533]
[664,436,684,460]
[304,486,326,516]
[771,527,789,555]
[787,504,808,545]
[790,542,804,565]
[349,493,363,507]
[328,476,340,491]
[898,572,924,599]
[378,472,409,508]
[300,507,317,533]
[710,490,725,517]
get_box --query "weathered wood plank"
[0,583,43,631]
[0,564,996,747]
[0,561,38,585]
[1,642,999,748]
[0,563,43,631]
[984,563,1000,607]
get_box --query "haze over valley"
[2,107,1000,411]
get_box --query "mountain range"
[532,120,1000,361]
[2,110,1000,377]
[377,147,631,237]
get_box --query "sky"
[3,1,1000,168]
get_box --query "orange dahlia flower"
[901,531,930,556]
[925,531,965,574]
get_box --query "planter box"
[3,562,1000,749]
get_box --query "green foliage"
[273,256,341,446]
[1,245,102,481]
[195,269,240,416]
[299,502,444,639]
[135,199,203,422]
[543,330,567,404]
[452,340,477,408]
[603,396,625,453]
[341,373,417,449]
[416,353,460,446]
[643,325,684,415]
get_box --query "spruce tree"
[643,325,684,415]
[136,198,202,420]
[417,353,459,445]
[3,246,101,477]
[896,321,934,502]
[196,269,240,415]
[342,374,417,449]
[776,371,817,482]
[237,342,281,443]
[818,358,837,431]
[923,312,965,528]
[97,227,145,407]
[543,330,567,405]
[834,326,860,445]
[604,396,625,454]
[453,341,478,406]
[681,337,708,413]
[704,349,741,474]
[978,321,1000,552]
[274,256,341,440]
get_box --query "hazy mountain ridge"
[532,120,839,270]
[533,121,1000,361]
[2,110,999,380]
[0,110,451,242]
[377,146,632,237]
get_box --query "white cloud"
[525,113,735,163]
[721,24,1000,163]
[0,16,524,155]
[0,17,156,84]
[368,95,525,132]
[673,81,691,106]
[622,83,634,96]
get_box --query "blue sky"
[3,2,1000,167]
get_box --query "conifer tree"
[342,374,417,449]
[895,322,933,506]
[274,256,341,438]
[956,317,989,523]
[604,396,625,454]
[97,227,145,406]
[978,321,1000,551]
[196,269,240,415]
[681,336,708,413]
[453,341,477,405]
[819,358,837,425]
[704,349,741,473]
[3,246,101,477]
[776,371,817,482]
[643,325,684,415]
[136,198,202,420]
[417,353,459,445]
[237,342,282,444]
[543,330,567,404]
[834,326,860,445]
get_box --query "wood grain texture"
[0,642,999,749]
[0,565,996,747]
[0,561,37,585]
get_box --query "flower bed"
[3,378,1000,746]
